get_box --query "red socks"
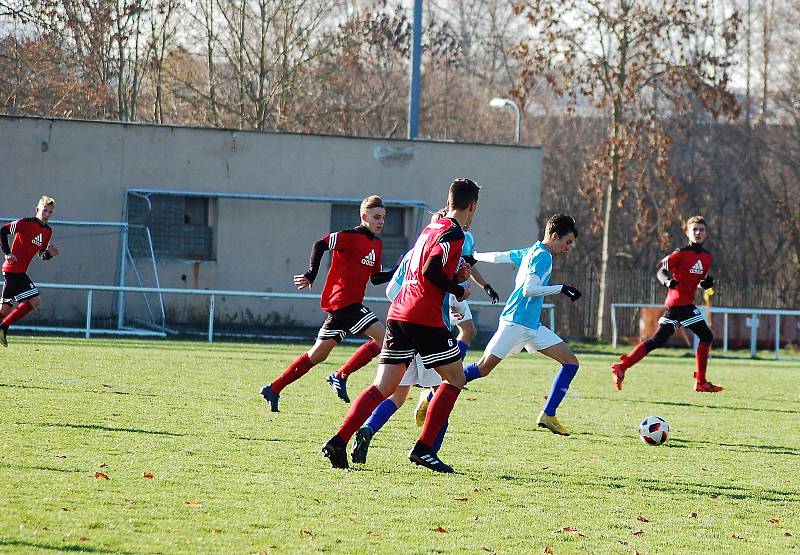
[1,301,34,329]
[336,385,385,443]
[620,342,649,370]
[335,341,381,379]
[418,383,460,447]
[695,342,710,383]
[270,353,313,394]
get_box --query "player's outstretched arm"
[473,250,515,264]
[657,267,678,288]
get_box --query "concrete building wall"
[0,115,542,332]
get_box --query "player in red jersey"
[260,196,396,411]
[0,196,60,347]
[322,178,480,473]
[611,216,723,393]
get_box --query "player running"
[611,215,722,393]
[441,214,584,436]
[259,196,395,412]
[321,178,480,473]
[0,196,60,347]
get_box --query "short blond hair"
[38,195,55,207]
[360,195,384,214]
[685,215,706,229]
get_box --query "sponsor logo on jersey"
[361,249,376,267]
[689,260,704,274]
[32,233,43,247]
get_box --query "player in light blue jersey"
[459,214,583,435]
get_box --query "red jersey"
[388,217,465,327]
[1,218,53,273]
[319,227,382,312]
[661,244,713,306]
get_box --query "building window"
[128,193,217,261]
[330,204,409,267]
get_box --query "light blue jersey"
[500,242,551,330]
[459,231,475,287]
[387,250,451,329]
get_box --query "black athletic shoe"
[322,439,350,469]
[260,384,279,412]
[408,443,454,473]
[351,427,374,464]
[0,327,6,348]
[326,372,350,403]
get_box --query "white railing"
[611,303,800,360]
[10,282,555,343]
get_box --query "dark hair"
[545,214,578,238]
[448,178,480,210]
[360,195,385,213]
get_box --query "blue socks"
[543,364,579,416]
[432,419,448,453]
[363,399,398,434]
[464,362,482,383]
[458,340,469,360]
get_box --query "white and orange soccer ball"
[639,416,669,445]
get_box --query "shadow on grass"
[27,422,186,437]
[0,537,128,553]
[581,395,800,415]
[0,382,61,392]
[0,382,162,399]
[668,437,800,456]
[0,462,85,474]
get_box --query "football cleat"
[537,412,570,436]
[350,426,374,464]
[408,443,453,473]
[321,439,350,469]
[611,363,626,390]
[695,381,724,393]
[259,384,280,412]
[0,327,6,348]
[326,372,350,403]
[414,389,432,427]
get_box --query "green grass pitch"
[1,336,798,553]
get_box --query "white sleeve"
[523,273,562,297]
[473,251,514,264]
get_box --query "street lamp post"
[489,97,520,144]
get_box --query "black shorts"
[1,272,39,305]
[379,319,461,368]
[658,305,706,328]
[317,303,380,343]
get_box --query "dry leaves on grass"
[55,455,66,459]
[632,530,645,536]
[709,493,718,499]
[769,518,780,524]
[689,512,698,518]
[555,526,586,537]
[79,536,89,541]
[143,472,155,479]
[433,526,447,533]
[637,515,650,523]
[543,547,554,554]
[466,397,477,401]
[94,472,109,480]
[731,534,747,541]
[300,530,314,538]
[183,500,202,508]
[99,463,109,468]
[455,497,469,502]
[785,532,792,537]
[618,540,629,546]
[60,507,70,512]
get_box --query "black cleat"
[351,427,374,464]
[326,372,350,403]
[408,443,453,473]
[322,439,350,469]
[260,384,280,412]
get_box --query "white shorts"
[486,319,562,359]
[400,355,442,388]
[449,295,473,327]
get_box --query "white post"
[208,294,215,343]
[747,314,759,358]
[85,289,93,339]
[611,305,618,348]
[723,312,728,352]
[117,225,128,329]
[775,314,781,359]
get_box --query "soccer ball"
[639,415,669,445]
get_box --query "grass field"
[1,336,798,554]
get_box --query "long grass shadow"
[0,537,127,553]
[669,437,800,456]
[581,395,800,415]
[27,422,186,437]
[0,462,85,474]
[0,382,61,392]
